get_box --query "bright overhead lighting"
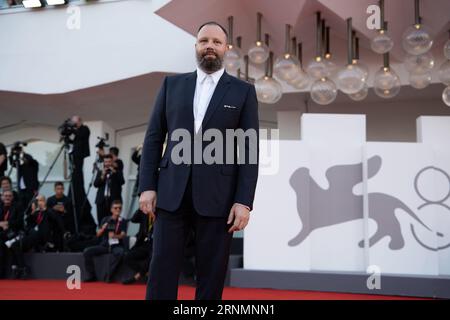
[22,0,43,8]
[46,0,67,5]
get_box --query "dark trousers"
[10,231,45,268]
[146,173,233,300]
[0,242,8,278]
[83,244,123,280]
[123,241,151,275]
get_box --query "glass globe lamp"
[306,57,330,80]
[224,45,242,73]
[402,24,433,55]
[443,86,450,107]
[371,29,394,54]
[274,53,300,82]
[348,83,369,101]
[288,66,310,90]
[336,64,366,94]
[310,78,337,105]
[248,41,269,64]
[409,72,432,89]
[444,39,450,60]
[374,67,401,98]
[255,76,282,104]
[404,52,434,74]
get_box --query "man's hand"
[227,203,250,233]
[139,190,157,223]
[0,221,8,230]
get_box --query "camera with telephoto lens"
[96,136,109,149]
[9,141,27,166]
[58,118,77,139]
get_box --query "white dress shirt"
[193,67,225,133]
[192,67,251,212]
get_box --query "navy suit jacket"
[138,70,259,218]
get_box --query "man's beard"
[196,50,223,73]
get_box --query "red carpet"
[0,280,428,300]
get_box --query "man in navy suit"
[139,21,259,300]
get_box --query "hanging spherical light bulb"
[402,0,433,55]
[255,76,282,103]
[374,66,401,98]
[352,36,369,83]
[409,71,432,89]
[371,1,394,54]
[348,83,369,101]
[224,45,242,73]
[255,52,282,104]
[310,77,337,105]
[274,25,301,82]
[306,12,330,81]
[223,17,242,74]
[337,64,366,94]
[306,57,330,80]
[336,19,366,94]
[248,12,269,64]
[288,42,310,90]
[404,52,434,74]
[443,86,450,107]
[371,29,394,54]
[438,60,450,86]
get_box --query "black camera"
[96,136,109,149]
[9,141,27,166]
[105,218,117,232]
[58,119,77,139]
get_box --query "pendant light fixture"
[224,16,242,74]
[324,24,338,80]
[248,12,270,64]
[402,0,433,55]
[371,0,394,54]
[274,24,301,81]
[445,30,450,60]
[348,35,369,101]
[288,40,310,90]
[255,34,282,104]
[438,30,450,86]
[306,12,330,80]
[374,24,401,99]
[336,18,366,94]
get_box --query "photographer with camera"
[94,154,124,224]
[0,142,7,178]
[83,200,127,282]
[0,190,23,278]
[59,116,91,230]
[109,147,124,173]
[8,194,62,279]
[46,182,73,251]
[8,142,39,215]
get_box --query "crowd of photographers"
[0,116,155,284]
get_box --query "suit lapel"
[200,71,231,131]
[184,72,197,135]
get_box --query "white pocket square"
[224,104,237,109]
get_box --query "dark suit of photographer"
[68,116,90,227]
[0,191,23,278]
[94,154,124,224]
[9,148,39,214]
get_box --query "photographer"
[0,190,23,278]
[94,154,124,224]
[8,143,39,215]
[0,142,7,178]
[109,147,124,173]
[83,200,127,282]
[1,176,19,205]
[60,116,90,228]
[9,195,58,279]
[46,182,73,251]
[121,208,152,284]
[131,144,142,196]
